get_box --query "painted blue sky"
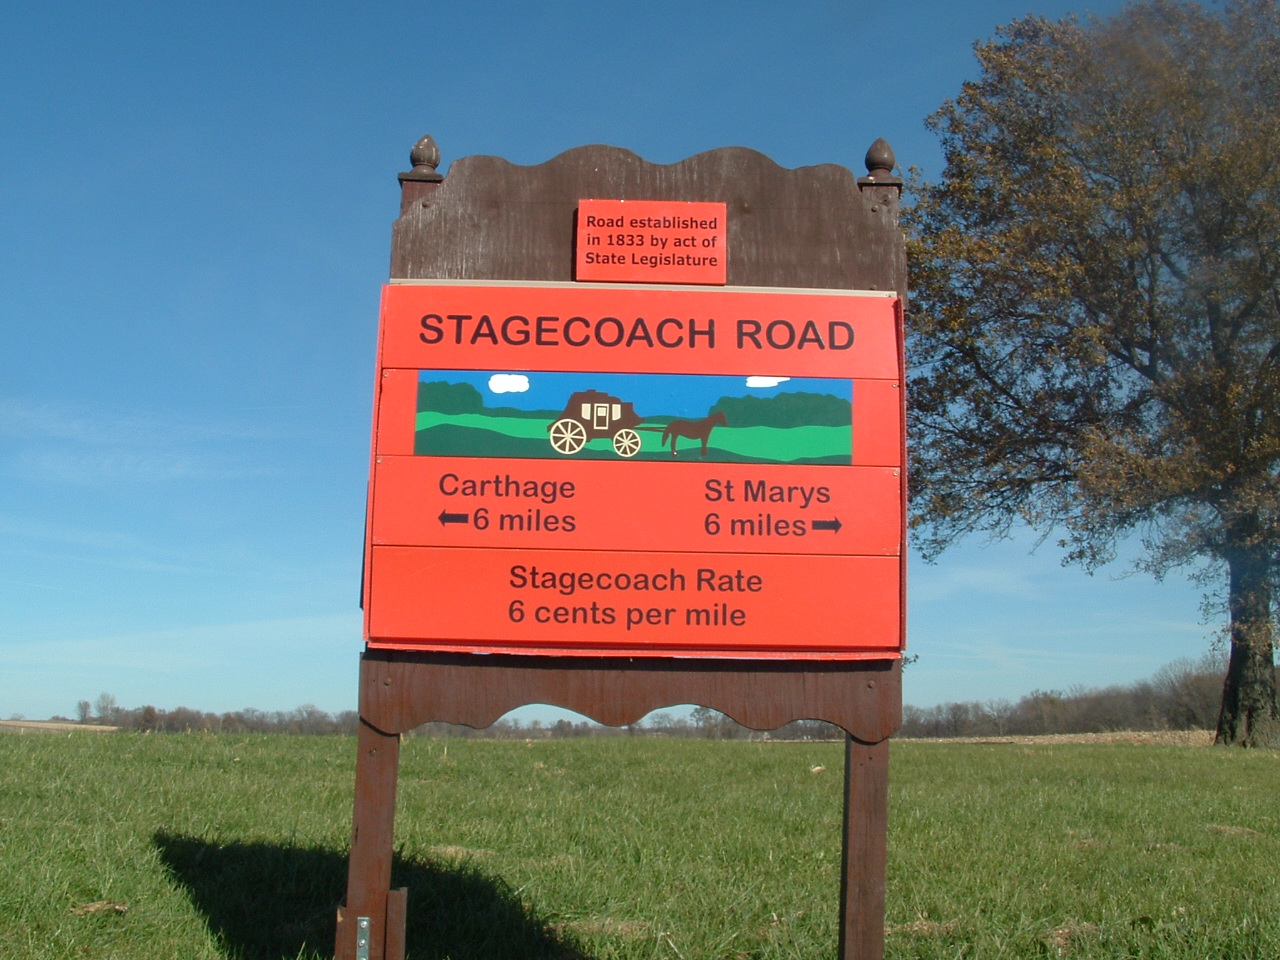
[420,370,851,419]
[3,0,1217,725]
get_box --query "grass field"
[2,732,1278,959]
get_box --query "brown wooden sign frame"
[335,135,906,960]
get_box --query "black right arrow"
[438,511,470,526]
[812,517,843,533]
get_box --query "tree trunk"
[1215,547,1278,746]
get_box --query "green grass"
[414,413,850,464]
[2,732,1279,958]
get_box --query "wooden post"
[839,736,890,960]
[335,692,402,960]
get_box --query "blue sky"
[1,0,1217,724]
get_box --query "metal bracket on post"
[355,917,371,960]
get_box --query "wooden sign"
[575,199,727,284]
[338,138,906,960]
[363,281,905,659]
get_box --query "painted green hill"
[709,391,851,428]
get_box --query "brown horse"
[660,410,727,456]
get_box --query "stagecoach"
[548,389,644,457]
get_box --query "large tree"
[906,0,1280,745]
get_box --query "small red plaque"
[576,199,727,285]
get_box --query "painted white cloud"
[745,376,790,388]
[488,374,530,394]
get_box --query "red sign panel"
[576,199,727,285]
[364,282,905,659]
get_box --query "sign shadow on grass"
[153,832,596,960]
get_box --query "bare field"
[899,729,1216,747]
[0,720,118,734]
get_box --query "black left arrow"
[438,511,470,526]
[811,517,843,533]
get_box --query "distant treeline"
[65,655,1245,738]
[62,695,837,740]
[899,654,1243,739]
[67,695,361,735]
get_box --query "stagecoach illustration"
[547,389,645,457]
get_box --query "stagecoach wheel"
[613,428,642,458]
[549,418,587,454]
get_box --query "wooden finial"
[399,134,444,183]
[859,138,902,188]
